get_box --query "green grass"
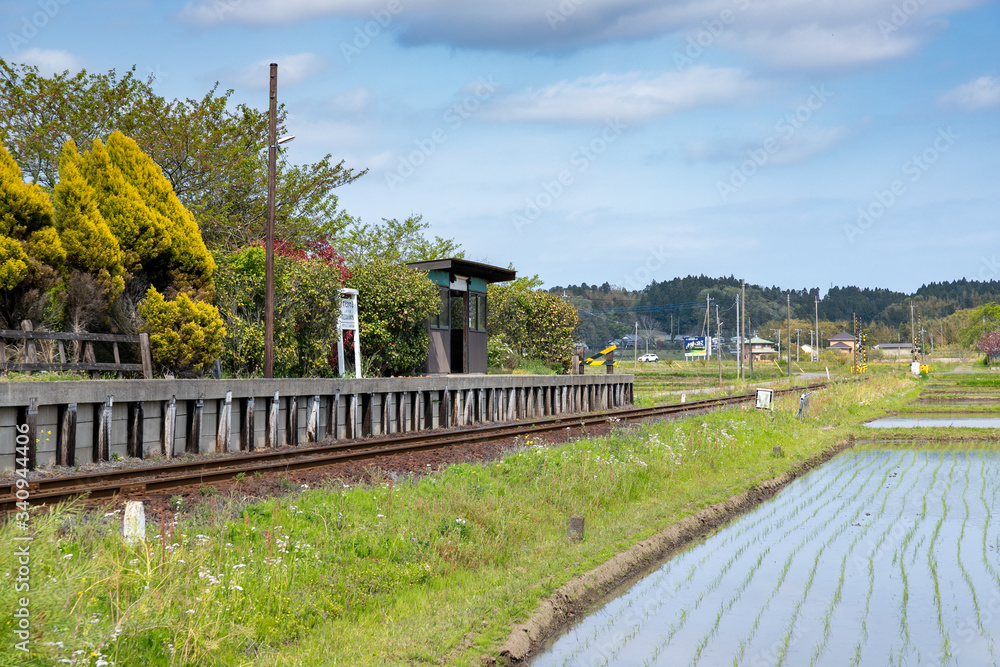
[0,374,919,666]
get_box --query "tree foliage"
[104,131,214,296]
[489,276,579,371]
[961,302,1000,348]
[345,260,439,376]
[213,244,350,377]
[139,287,226,375]
[0,59,366,251]
[0,142,53,243]
[53,140,125,303]
[976,330,1000,362]
[80,135,171,274]
[0,236,27,290]
[340,215,464,265]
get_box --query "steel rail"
[1,381,827,511]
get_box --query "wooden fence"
[0,321,153,379]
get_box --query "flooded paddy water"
[532,448,1000,666]
[865,414,1000,428]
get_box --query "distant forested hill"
[548,277,1000,348]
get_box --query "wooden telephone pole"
[787,293,791,377]
[717,304,722,386]
[741,279,747,380]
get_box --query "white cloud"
[769,125,850,165]
[13,48,81,74]
[939,76,1000,111]
[684,125,850,166]
[328,87,372,115]
[235,53,330,88]
[178,0,986,71]
[733,24,919,70]
[487,66,766,123]
[179,0,366,26]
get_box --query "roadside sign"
[755,388,774,410]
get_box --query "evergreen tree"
[0,142,66,326]
[54,140,125,302]
[82,136,171,275]
[105,131,214,297]
[0,142,54,242]
[0,236,28,290]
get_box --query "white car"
[638,353,659,362]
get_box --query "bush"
[0,236,28,290]
[213,243,350,377]
[488,276,579,372]
[139,287,226,375]
[345,259,439,376]
[487,336,518,370]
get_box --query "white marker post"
[337,288,362,378]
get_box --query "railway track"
[2,381,827,511]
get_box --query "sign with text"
[683,336,708,358]
[337,289,361,378]
[338,296,357,330]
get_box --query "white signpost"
[755,387,775,411]
[337,288,362,378]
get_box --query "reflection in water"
[531,450,1000,667]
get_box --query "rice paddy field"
[533,446,1000,666]
[533,368,1000,667]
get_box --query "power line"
[577,300,712,316]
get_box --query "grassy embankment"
[0,374,919,666]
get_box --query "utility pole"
[852,313,862,374]
[736,296,742,381]
[786,293,791,377]
[634,321,638,368]
[741,280,747,381]
[919,316,925,365]
[814,295,820,362]
[910,300,916,363]
[716,304,722,387]
[264,63,278,379]
[796,329,801,362]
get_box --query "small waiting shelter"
[407,258,516,374]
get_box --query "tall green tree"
[105,131,214,297]
[0,141,54,242]
[0,60,366,251]
[0,60,148,188]
[81,136,171,275]
[340,215,464,264]
[53,140,125,304]
[960,302,1000,348]
[0,141,64,326]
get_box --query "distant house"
[873,342,914,359]
[743,336,776,362]
[828,332,856,354]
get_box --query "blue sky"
[3,0,998,294]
